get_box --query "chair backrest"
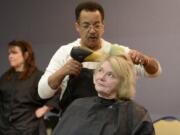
[153,116,180,135]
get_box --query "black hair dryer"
[70,46,106,62]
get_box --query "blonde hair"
[96,54,136,100]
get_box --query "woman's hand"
[35,105,53,118]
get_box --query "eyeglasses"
[80,23,103,31]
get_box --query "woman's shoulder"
[116,100,148,116]
[35,69,43,75]
[30,69,43,81]
[124,100,149,119]
[0,70,10,81]
[32,69,43,75]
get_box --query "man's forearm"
[48,69,66,90]
[143,56,160,75]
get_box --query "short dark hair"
[75,1,104,22]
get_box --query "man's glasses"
[80,23,103,31]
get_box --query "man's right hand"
[61,59,82,76]
[48,59,82,90]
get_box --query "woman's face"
[8,46,25,71]
[93,61,120,99]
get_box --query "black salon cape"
[53,97,155,135]
[0,70,60,135]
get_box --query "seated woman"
[0,40,59,135]
[52,54,155,135]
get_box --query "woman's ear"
[24,52,29,60]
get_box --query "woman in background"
[52,54,155,135]
[0,40,57,135]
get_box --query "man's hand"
[128,49,148,65]
[61,59,82,76]
[48,59,82,90]
[128,49,160,75]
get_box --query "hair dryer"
[70,46,106,62]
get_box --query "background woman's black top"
[0,69,59,135]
